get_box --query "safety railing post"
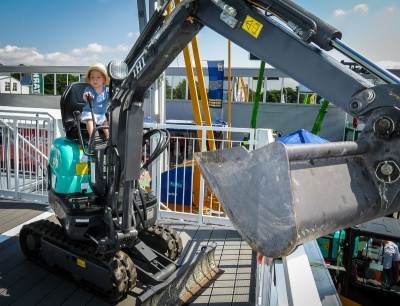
[12,119,20,199]
[198,127,209,225]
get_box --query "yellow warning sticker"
[242,15,263,38]
[76,163,88,175]
[77,258,86,268]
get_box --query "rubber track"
[19,219,137,302]
[140,223,183,261]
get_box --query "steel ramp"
[194,107,400,258]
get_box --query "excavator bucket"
[139,242,219,306]
[194,108,400,258]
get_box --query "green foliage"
[171,78,202,100]
[165,78,172,99]
[43,74,79,95]
[11,73,20,81]
[173,79,186,99]
[43,74,54,95]
[265,87,298,103]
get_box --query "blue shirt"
[82,85,109,115]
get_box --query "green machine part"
[250,60,266,129]
[49,137,93,194]
[317,236,331,259]
[317,230,346,264]
[311,99,330,135]
[332,230,346,259]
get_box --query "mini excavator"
[19,0,400,303]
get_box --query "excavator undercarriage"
[20,218,218,304]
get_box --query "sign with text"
[207,61,224,108]
[30,73,43,94]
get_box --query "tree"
[265,87,298,103]
[265,89,281,102]
[285,87,298,103]
[165,78,172,99]
[44,74,55,95]
[172,78,203,100]
[11,73,20,80]
[44,74,79,95]
[173,79,186,99]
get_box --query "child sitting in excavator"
[80,63,110,139]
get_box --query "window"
[5,82,10,92]
[12,83,18,91]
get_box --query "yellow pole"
[182,47,203,141]
[240,77,248,101]
[167,1,172,14]
[191,38,216,151]
[172,0,203,145]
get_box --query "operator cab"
[60,82,106,141]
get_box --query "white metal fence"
[0,110,60,202]
[145,122,273,227]
[0,110,274,227]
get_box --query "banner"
[207,61,224,108]
[30,73,43,94]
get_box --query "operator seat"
[60,82,89,140]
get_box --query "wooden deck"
[0,199,256,306]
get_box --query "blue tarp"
[278,129,329,144]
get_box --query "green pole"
[311,99,330,135]
[250,60,265,129]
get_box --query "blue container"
[160,166,192,206]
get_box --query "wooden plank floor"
[0,199,256,306]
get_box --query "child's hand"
[83,92,94,101]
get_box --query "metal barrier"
[0,110,60,202]
[144,122,272,227]
[0,110,273,227]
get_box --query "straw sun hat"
[84,63,110,86]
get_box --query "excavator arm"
[110,0,400,258]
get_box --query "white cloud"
[0,44,102,65]
[354,4,368,13]
[127,32,139,39]
[386,6,396,13]
[333,9,347,17]
[334,4,369,17]
[72,43,112,55]
[376,60,400,69]
[0,45,41,64]
[116,44,131,53]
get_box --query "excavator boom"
[190,0,400,257]
[113,0,400,259]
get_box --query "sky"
[0,0,399,70]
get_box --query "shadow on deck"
[0,199,256,306]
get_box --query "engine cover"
[49,137,92,194]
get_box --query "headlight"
[108,60,128,80]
